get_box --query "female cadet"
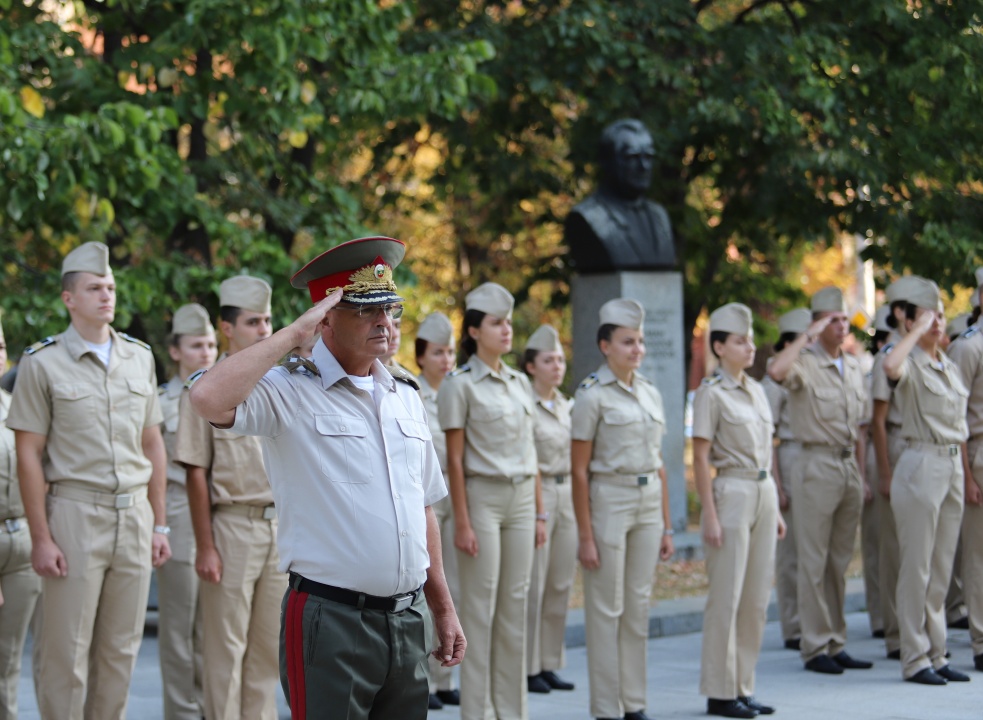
[0,314,41,719]
[693,303,783,719]
[882,278,971,685]
[437,283,543,720]
[414,311,460,710]
[571,298,673,720]
[761,308,810,652]
[523,324,578,695]
[158,303,217,720]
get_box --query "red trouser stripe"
[286,589,309,720]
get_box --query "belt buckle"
[637,476,648,486]
[114,494,135,509]
[262,506,277,520]
[948,445,959,456]
[4,519,20,533]
[391,592,414,613]
[554,475,565,484]
[757,469,768,481]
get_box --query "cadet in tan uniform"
[571,299,674,720]
[694,304,783,719]
[158,303,217,720]
[414,311,461,710]
[523,325,578,695]
[438,282,542,720]
[871,276,921,659]
[882,277,970,684]
[767,286,873,674]
[8,241,171,720]
[762,308,810,651]
[174,276,286,720]
[0,315,41,719]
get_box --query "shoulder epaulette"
[119,332,151,351]
[961,326,979,340]
[24,337,56,355]
[184,368,206,390]
[702,374,722,386]
[449,365,471,377]
[578,373,599,390]
[387,364,420,390]
[158,384,167,396]
[280,355,320,377]
[882,342,895,356]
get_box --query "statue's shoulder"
[571,194,610,226]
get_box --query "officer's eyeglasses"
[335,303,404,320]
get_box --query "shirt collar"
[64,324,131,362]
[910,344,949,372]
[808,341,842,368]
[166,375,183,399]
[312,339,396,393]
[466,353,518,383]
[716,368,745,390]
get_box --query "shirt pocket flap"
[126,379,153,396]
[470,405,505,422]
[314,414,368,438]
[923,376,949,396]
[397,417,431,441]
[603,409,633,426]
[813,387,839,401]
[52,383,93,401]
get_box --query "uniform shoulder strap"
[702,374,722,386]
[578,373,599,390]
[24,336,57,355]
[280,355,321,377]
[961,325,980,340]
[118,332,151,351]
[386,364,420,390]
[184,368,207,390]
[449,364,471,378]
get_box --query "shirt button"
[340,425,347,432]
[401,531,407,537]
[394,493,400,499]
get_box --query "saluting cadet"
[438,282,542,720]
[882,277,970,685]
[571,299,674,720]
[762,308,810,652]
[8,241,171,720]
[414,311,461,711]
[694,303,783,719]
[767,286,873,675]
[523,324,578,695]
[157,303,217,720]
[0,314,41,719]
[174,276,286,720]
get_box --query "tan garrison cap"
[62,242,111,277]
[873,305,891,333]
[599,298,644,330]
[885,276,922,305]
[219,276,272,314]
[416,312,454,346]
[171,303,214,337]
[947,312,971,339]
[291,236,405,306]
[465,282,514,319]
[907,277,942,312]
[778,308,811,335]
[526,324,563,353]
[709,303,752,335]
[811,286,847,313]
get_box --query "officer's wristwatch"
[153,525,172,536]
[662,528,675,537]
[536,512,549,522]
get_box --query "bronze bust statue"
[565,119,676,272]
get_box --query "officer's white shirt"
[231,338,447,596]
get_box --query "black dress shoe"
[887,649,901,660]
[624,712,655,720]
[738,696,774,715]
[538,670,575,690]
[527,674,551,693]
[804,654,844,674]
[832,651,873,669]
[948,616,970,630]
[872,629,885,639]
[937,665,971,682]
[906,667,947,685]
[707,698,757,718]
[975,653,983,671]
[783,638,800,651]
[435,689,460,705]
[428,693,444,710]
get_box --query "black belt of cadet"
[289,573,421,613]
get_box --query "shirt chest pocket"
[397,418,430,483]
[314,414,370,483]
[125,379,154,428]
[52,383,97,431]
[921,376,956,417]
[811,386,842,423]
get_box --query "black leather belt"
[289,572,421,613]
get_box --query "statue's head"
[598,119,654,200]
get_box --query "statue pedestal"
[571,272,687,533]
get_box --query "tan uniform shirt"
[946,325,983,439]
[692,371,773,472]
[159,376,187,486]
[418,375,447,475]
[0,389,24,518]
[6,324,162,492]
[871,339,904,429]
[894,345,969,445]
[570,364,665,475]
[782,343,865,446]
[762,371,794,441]
[437,354,538,479]
[532,390,572,477]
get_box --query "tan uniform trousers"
[583,478,663,719]
[157,482,203,720]
[200,510,286,720]
[945,542,967,624]
[526,477,577,675]
[878,429,906,654]
[0,520,40,718]
[774,441,800,642]
[964,439,983,657]
[457,477,535,720]
[862,436,883,634]
[428,493,459,693]
[791,447,863,662]
[891,445,964,678]
[38,490,153,720]
[700,473,778,699]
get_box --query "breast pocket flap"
[52,383,93,401]
[396,417,431,440]
[314,414,368,438]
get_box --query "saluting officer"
[882,277,970,684]
[174,276,286,720]
[571,299,673,720]
[158,303,217,720]
[8,241,171,720]
[762,307,810,652]
[523,324,578,695]
[767,286,873,675]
